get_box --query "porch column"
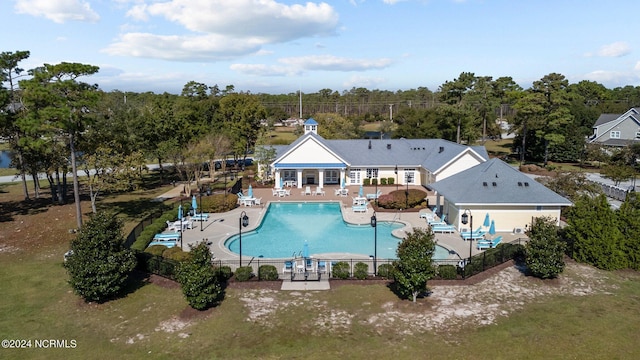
[296,170,303,188]
[318,170,324,188]
[275,171,281,188]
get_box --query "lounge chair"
[313,186,325,196]
[254,197,262,206]
[352,205,367,213]
[283,260,294,273]
[272,188,279,196]
[431,224,456,233]
[305,258,315,272]
[477,236,503,250]
[366,189,382,200]
[302,186,312,195]
[428,214,447,226]
[153,233,180,241]
[460,227,486,241]
[191,213,209,221]
[317,261,328,274]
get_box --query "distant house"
[589,107,640,147]
[429,158,572,232]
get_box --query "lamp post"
[199,189,203,232]
[179,197,183,249]
[370,211,377,276]
[394,165,398,191]
[461,209,473,265]
[405,173,409,210]
[238,211,249,267]
[374,176,378,207]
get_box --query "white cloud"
[14,0,99,23]
[596,41,631,57]
[102,33,264,60]
[279,55,393,71]
[230,64,299,77]
[583,70,639,86]
[110,0,340,62]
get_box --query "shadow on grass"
[0,197,58,223]
[96,197,171,222]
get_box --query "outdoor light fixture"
[370,211,377,275]
[179,198,184,249]
[239,211,249,267]
[199,189,203,232]
[461,209,473,265]
[394,165,398,191]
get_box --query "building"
[265,118,571,231]
[589,107,640,147]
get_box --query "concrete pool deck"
[159,184,527,265]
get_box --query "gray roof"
[593,113,622,127]
[272,133,488,173]
[429,158,572,206]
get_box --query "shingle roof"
[593,113,622,127]
[429,158,572,206]
[272,134,488,173]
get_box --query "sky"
[4,0,640,95]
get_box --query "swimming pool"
[225,202,451,259]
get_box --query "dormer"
[304,118,318,135]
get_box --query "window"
[404,168,416,184]
[324,170,339,184]
[610,131,621,139]
[283,170,296,180]
[635,131,640,140]
[366,168,378,179]
[349,168,361,184]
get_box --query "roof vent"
[518,182,523,186]
[524,182,529,187]
[492,182,497,187]
[483,182,488,187]
[439,146,444,153]
[368,140,371,149]
[387,144,391,150]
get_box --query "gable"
[274,135,347,168]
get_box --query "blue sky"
[4,0,640,94]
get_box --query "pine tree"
[393,228,436,302]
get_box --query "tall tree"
[0,50,31,200]
[20,62,100,228]
[525,216,566,279]
[176,241,222,310]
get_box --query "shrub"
[377,189,428,210]
[371,178,378,186]
[214,266,233,281]
[354,262,369,279]
[145,244,167,256]
[377,263,394,279]
[234,266,254,281]
[175,242,221,310]
[258,265,279,281]
[437,265,457,279]
[331,261,350,279]
[200,194,238,213]
[386,177,393,185]
[363,178,370,186]
[65,212,136,303]
[163,247,191,262]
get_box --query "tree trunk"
[412,291,418,303]
[69,133,83,229]
[521,120,527,165]
[16,151,29,200]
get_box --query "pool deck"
[159,184,527,265]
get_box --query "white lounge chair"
[313,187,325,196]
[254,197,262,206]
[352,205,367,213]
[302,186,312,195]
[366,189,382,200]
[304,258,315,272]
[283,260,294,274]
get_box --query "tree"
[601,164,635,186]
[64,211,136,303]
[176,242,222,310]
[0,50,31,200]
[20,62,100,228]
[83,146,144,213]
[393,228,436,302]
[536,171,601,203]
[617,193,640,270]
[564,195,627,270]
[525,216,566,279]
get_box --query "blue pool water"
[226,202,450,259]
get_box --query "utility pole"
[389,104,394,123]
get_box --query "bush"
[145,244,168,256]
[377,188,428,210]
[258,265,279,281]
[200,194,239,213]
[131,208,178,251]
[331,261,350,279]
[363,178,370,186]
[437,265,457,279]
[234,266,254,281]
[163,247,191,262]
[377,263,394,279]
[214,266,233,282]
[354,262,368,279]
[175,242,221,310]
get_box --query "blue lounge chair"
[192,213,209,221]
[366,189,382,200]
[431,225,456,233]
[317,261,328,273]
[428,214,447,226]
[283,260,294,273]
[305,258,315,272]
[460,227,486,240]
[147,239,177,248]
[153,233,180,240]
[477,236,503,250]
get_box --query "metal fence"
[136,239,526,282]
[592,181,635,202]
